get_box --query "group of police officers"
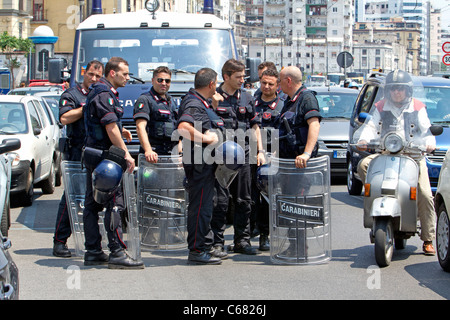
[52,57,322,268]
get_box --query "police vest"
[84,81,123,150]
[254,94,284,128]
[278,88,319,158]
[186,91,224,131]
[375,99,424,139]
[139,91,177,145]
[62,84,88,148]
[216,89,253,131]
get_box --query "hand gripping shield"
[267,155,331,265]
[137,154,187,250]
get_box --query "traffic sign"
[443,54,450,66]
[337,51,353,68]
[443,42,450,54]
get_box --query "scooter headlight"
[384,133,404,153]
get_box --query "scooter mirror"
[358,112,371,123]
[430,125,443,136]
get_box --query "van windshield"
[76,28,234,82]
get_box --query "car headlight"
[384,133,404,153]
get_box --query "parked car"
[313,87,358,176]
[33,91,63,104]
[0,231,19,300]
[346,74,450,195]
[0,95,61,206]
[0,139,21,236]
[435,150,450,271]
[7,86,64,96]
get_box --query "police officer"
[177,68,223,265]
[134,66,178,162]
[52,60,104,257]
[278,66,321,166]
[251,68,285,251]
[211,59,265,256]
[83,57,143,269]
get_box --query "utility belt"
[82,145,128,172]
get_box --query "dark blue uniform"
[211,85,260,252]
[277,85,322,158]
[133,87,178,155]
[53,83,88,251]
[177,88,223,253]
[250,91,285,243]
[82,77,126,253]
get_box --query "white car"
[436,150,450,271]
[0,95,61,206]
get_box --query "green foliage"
[0,31,34,54]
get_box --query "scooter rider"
[133,66,178,162]
[356,69,436,255]
[52,60,104,258]
[251,68,285,251]
[82,57,143,268]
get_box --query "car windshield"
[76,28,234,82]
[316,92,357,119]
[0,102,28,134]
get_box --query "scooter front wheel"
[374,217,394,267]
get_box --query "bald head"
[279,66,303,98]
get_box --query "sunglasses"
[156,78,171,84]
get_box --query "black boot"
[259,234,270,251]
[84,250,109,266]
[53,242,71,258]
[188,250,222,265]
[108,249,144,269]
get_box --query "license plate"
[333,150,346,159]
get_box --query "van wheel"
[41,160,56,194]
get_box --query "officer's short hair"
[195,68,217,89]
[261,68,279,81]
[105,57,129,77]
[258,61,276,72]
[222,59,245,80]
[153,66,171,78]
[86,60,104,74]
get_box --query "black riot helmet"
[384,70,413,105]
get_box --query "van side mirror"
[246,57,261,83]
[48,58,67,84]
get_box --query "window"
[32,100,48,128]
[27,101,42,131]
[33,0,44,21]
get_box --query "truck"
[50,0,259,156]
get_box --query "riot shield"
[137,154,187,250]
[267,155,331,265]
[122,172,142,262]
[61,160,108,257]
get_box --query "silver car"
[313,87,358,176]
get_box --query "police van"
[50,0,258,157]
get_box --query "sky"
[432,0,450,30]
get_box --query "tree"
[0,31,34,89]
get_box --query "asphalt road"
[7,179,450,303]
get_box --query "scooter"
[356,114,442,267]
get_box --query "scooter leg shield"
[370,197,401,218]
